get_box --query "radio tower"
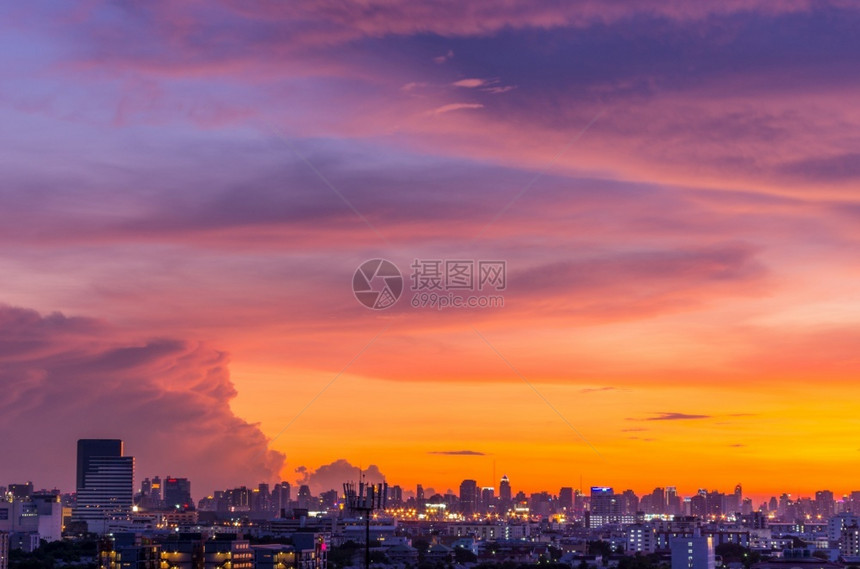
[343,476,388,569]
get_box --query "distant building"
[7,484,33,501]
[163,478,193,511]
[589,487,620,528]
[460,480,478,516]
[670,534,715,569]
[499,476,512,510]
[559,487,574,511]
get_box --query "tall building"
[671,534,715,569]
[459,480,478,516]
[150,476,162,506]
[297,485,313,510]
[816,490,835,519]
[274,482,291,516]
[388,485,403,506]
[480,487,495,514]
[164,478,193,510]
[499,476,512,509]
[72,439,134,532]
[76,440,123,490]
[589,487,619,528]
[559,487,574,511]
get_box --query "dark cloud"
[296,459,385,495]
[642,412,711,421]
[0,305,284,495]
[578,386,623,394]
[428,450,486,456]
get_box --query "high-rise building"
[76,440,123,490]
[816,490,835,519]
[297,485,313,510]
[480,487,495,514]
[459,480,478,516]
[72,439,134,532]
[274,482,291,516]
[150,476,162,506]
[559,487,574,511]
[621,489,640,515]
[589,487,619,528]
[388,485,403,506]
[499,476,512,509]
[164,477,193,510]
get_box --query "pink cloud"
[0,304,284,494]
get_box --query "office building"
[164,478,193,510]
[459,480,478,516]
[72,439,134,533]
[590,487,620,528]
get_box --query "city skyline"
[6,443,860,507]
[3,2,860,500]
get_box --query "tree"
[588,541,613,558]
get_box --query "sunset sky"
[2,1,860,502]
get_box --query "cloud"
[428,450,486,456]
[452,78,486,88]
[0,304,284,495]
[578,386,622,394]
[728,443,746,448]
[434,50,454,64]
[296,459,385,495]
[642,412,711,421]
[621,428,648,432]
[431,102,484,115]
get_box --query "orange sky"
[2,1,860,498]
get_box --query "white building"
[840,525,860,557]
[829,514,860,547]
[627,524,657,553]
[671,535,715,569]
[0,498,62,543]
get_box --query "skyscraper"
[76,439,123,491]
[72,439,134,532]
[499,475,512,506]
[459,480,478,516]
[589,487,620,528]
[559,487,574,511]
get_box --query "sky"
[2,0,860,502]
